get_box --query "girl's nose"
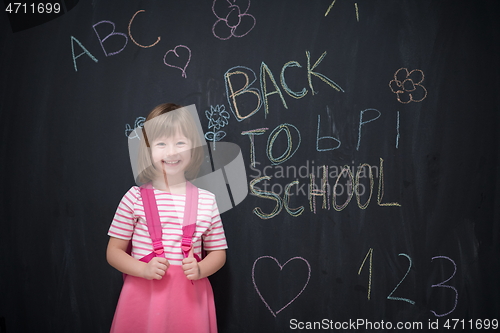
[165,144,177,156]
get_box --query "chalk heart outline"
[163,45,191,78]
[252,256,311,317]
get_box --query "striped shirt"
[108,186,227,265]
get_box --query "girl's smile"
[163,159,181,165]
[151,133,192,184]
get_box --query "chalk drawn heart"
[252,256,311,317]
[163,45,191,78]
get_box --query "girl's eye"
[156,142,166,146]
[177,141,186,145]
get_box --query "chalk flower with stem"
[205,104,230,148]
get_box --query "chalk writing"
[241,128,268,167]
[252,256,311,317]
[332,166,354,211]
[357,251,459,315]
[70,36,98,72]
[377,158,401,207]
[71,11,194,77]
[249,176,282,219]
[355,163,374,209]
[358,248,373,300]
[225,66,262,121]
[163,45,191,78]
[306,51,344,94]
[357,108,381,151]
[325,0,336,16]
[249,176,305,219]
[283,181,305,217]
[430,256,458,317]
[317,113,341,152]
[205,104,230,149]
[387,253,415,305]
[93,20,128,56]
[125,117,146,139]
[266,123,301,165]
[389,68,428,104]
[128,10,160,48]
[325,1,359,21]
[396,111,400,148]
[281,61,307,99]
[250,158,398,218]
[261,62,288,117]
[212,0,256,40]
[309,166,329,214]
[224,51,343,120]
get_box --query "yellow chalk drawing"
[306,51,344,94]
[325,0,336,16]
[225,68,262,120]
[355,163,374,209]
[377,158,401,207]
[332,165,354,211]
[309,166,329,214]
[358,248,373,300]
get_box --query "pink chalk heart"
[163,45,191,78]
[252,256,311,317]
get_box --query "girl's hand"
[182,248,201,280]
[143,257,169,280]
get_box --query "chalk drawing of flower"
[212,0,256,40]
[125,117,146,139]
[205,104,230,148]
[389,68,428,104]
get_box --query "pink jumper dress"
[110,183,218,333]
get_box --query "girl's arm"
[183,249,226,280]
[106,237,169,280]
[199,249,226,278]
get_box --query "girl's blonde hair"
[136,103,204,184]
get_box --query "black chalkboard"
[1,1,499,332]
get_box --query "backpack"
[127,181,201,264]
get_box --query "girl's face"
[151,131,192,183]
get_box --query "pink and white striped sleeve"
[202,197,228,251]
[108,187,139,240]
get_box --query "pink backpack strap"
[181,181,200,261]
[139,183,165,262]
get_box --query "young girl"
[107,103,227,333]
